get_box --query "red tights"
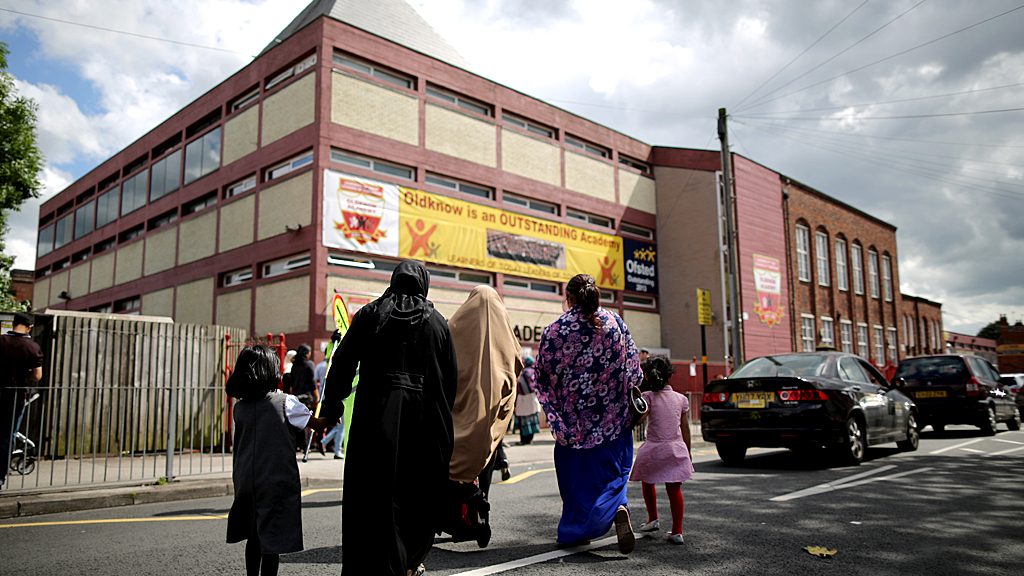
[641,482,684,534]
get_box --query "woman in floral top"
[534,274,643,553]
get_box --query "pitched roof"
[260,0,472,71]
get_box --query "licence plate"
[734,392,775,408]
[916,390,947,398]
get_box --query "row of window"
[800,315,898,366]
[903,315,941,351]
[795,225,892,300]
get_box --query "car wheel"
[1007,407,1022,431]
[716,443,747,465]
[837,416,865,465]
[897,413,920,452]
[979,405,997,436]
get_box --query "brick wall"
[143,227,177,276]
[262,73,315,146]
[255,276,309,335]
[223,105,259,166]
[258,171,313,241]
[619,169,656,213]
[176,276,215,325]
[89,252,115,292]
[216,288,252,332]
[500,129,561,187]
[142,287,175,317]
[331,71,419,146]
[219,195,255,253]
[424,103,497,168]
[565,150,615,202]
[178,211,217,264]
[114,241,143,286]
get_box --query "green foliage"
[977,321,1002,341]
[0,42,43,312]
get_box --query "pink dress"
[629,389,694,484]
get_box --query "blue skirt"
[553,432,633,543]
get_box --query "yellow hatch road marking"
[497,467,555,485]
[0,515,226,529]
[301,487,343,497]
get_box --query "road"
[2,426,1023,576]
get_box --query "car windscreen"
[894,357,966,380]
[730,354,828,378]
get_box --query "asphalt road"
[2,425,1023,576]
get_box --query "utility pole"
[718,108,743,368]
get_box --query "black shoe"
[317,442,325,457]
[500,460,511,482]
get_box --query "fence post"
[166,386,177,481]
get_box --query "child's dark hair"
[226,345,281,400]
[295,343,311,363]
[642,354,676,391]
[566,274,602,328]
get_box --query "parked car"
[701,352,919,466]
[892,355,1021,435]
[998,373,1024,414]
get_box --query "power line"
[728,121,1024,149]
[735,106,1024,121]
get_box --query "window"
[267,54,317,90]
[426,266,492,285]
[184,192,218,215]
[184,127,221,185]
[815,231,830,286]
[835,238,848,291]
[332,53,412,89]
[920,317,928,351]
[502,113,554,139]
[881,255,893,301]
[73,201,95,240]
[93,237,115,254]
[114,296,141,314]
[868,249,880,299]
[150,150,181,202]
[623,294,656,308]
[801,315,815,352]
[118,224,144,243]
[565,136,608,158]
[620,222,653,239]
[887,327,898,362]
[618,155,650,174]
[89,303,112,314]
[262,253,310,278]
[95,187,119,229]
[331,149,414,181]
[222,267,253,288]
[795,225,810,281]
[37,225,53,257]
[231,90,259,113]
[425,173,492,200]
[148,209,178,231]
[851,244,864,294]
[267,152,313,181]
[600,290,616,304]
[425,85,490,116]
[120,169,148,216]
[857,324,869,358]
[72,247,91,263]
[931,320,940,351]
[503,192,557,215]
[873,326,885,365]
[820,317,834,348]
[226,175,256,198]
[840,320,854,353]
[326,254,399,273]
[53,214,73,251]
[567,208,613,229]
[503,277,559,294]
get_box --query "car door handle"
[852,386,862,392]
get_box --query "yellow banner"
[397,187,624,289]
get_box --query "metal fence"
[2,312,246,492]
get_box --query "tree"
[977,321,1002,341]
[0,41,44,312]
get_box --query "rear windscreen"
[895,357,966,380]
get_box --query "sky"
[1,0,1022,336]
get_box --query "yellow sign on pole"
[697,289,713,326]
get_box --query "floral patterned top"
[534,306,642,449]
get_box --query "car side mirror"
[892,377,906,388]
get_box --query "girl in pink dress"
[628,355,693,544]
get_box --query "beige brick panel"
[144,227,178,276]
[258,171,312,241]
[425,104,497,168]
[142,287,174,318]
[90,252,115,292]
[219,195,255,253]
[175,277,214,325]
[504,295,563,336]
[68,262,90,301]
[179,211,217,264]
[331,72,418,146]
[427,286,473,322]
[619,169,656,214]
[217,289,252,331]
[623,309,663,350]
[262,73,315,146]
[47,271,68,306]
[325,275,391,331]
[501,129,561,187]
[565,151,614,202]
[223,105,259,166]
[256,276,309,335]
[33,277,50,310]
[115,242,144,285]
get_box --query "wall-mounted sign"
[753,254,785,327]
[697,288,712,325]
[513,324,546,343]
[623,238,658,294]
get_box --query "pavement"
[0,432,710,521]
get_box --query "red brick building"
[901,295,943,358]
[944,331,997,365]
[995,315,1024,373]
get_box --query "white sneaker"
[667,533,684,544]
[640,519,660,532]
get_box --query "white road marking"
[961,448,986,453]
[930,438,984,455]
[987,445,1024,457]
[448,534,645,576]
[993,438,1024,445]
[771,466,932,502]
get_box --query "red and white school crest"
[335,178,388,245]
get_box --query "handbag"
[628,385,649,427]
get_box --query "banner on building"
[752,254,785,327]
[323,170,628,290]
[623,238,658,294]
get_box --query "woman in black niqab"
[322,259,458,576]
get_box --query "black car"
[893,355,1021,435]
[701,352,919,466]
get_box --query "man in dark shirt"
[1,312,44,491]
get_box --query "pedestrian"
[534,273,643,553]
[441,285,523,548]
[289,344,319,452]
[629,355,693,544]
[321,259,458,576]
[1,312,44,492]
[513,357,541,445]
[225,345,328,576]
